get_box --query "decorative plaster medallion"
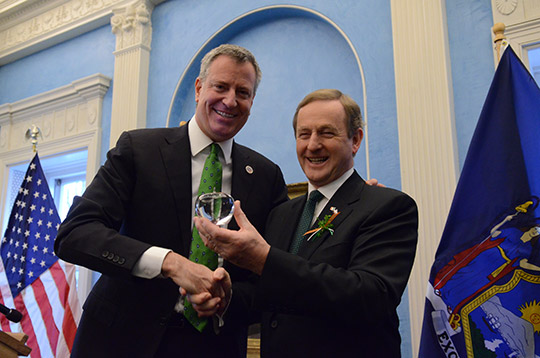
[0,130,6,148]
[43,119,52,137]
[67,114,75,131]
[495,0,518,15]
[88,107,97,125]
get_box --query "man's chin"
[304,172,329,188]
[209,126,237,142]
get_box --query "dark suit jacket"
[254,172,418,357]
[54,124,288,357]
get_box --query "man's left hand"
[365,178,385,187]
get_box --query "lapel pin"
[245,165,254,174]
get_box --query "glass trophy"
[195,192,235,226]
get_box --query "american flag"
[0,153,81,357]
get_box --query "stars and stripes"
[0,154,81,357]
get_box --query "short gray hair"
[199,44,262,94]
[293,89,364,138]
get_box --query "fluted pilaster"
[390,1,458,355]
[109,0,154,147]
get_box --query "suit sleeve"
[255,189,418,326]
[54,131,151,277]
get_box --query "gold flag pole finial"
[25,125,42,153]
[493,22,507,63]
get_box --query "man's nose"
[307,134,322,150]
[222,90,237,107]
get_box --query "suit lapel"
[231,143,251,199]
[230,143,255,231]
[159,125,193,255]
[299,173,365,259]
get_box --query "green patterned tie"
[289,190,324,254]
[185,143,222,332]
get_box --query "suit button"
[107,252,114,260]
[118,257,125,265]
[102,250,109,258]
[113,255,119,263]
[270,320,278,329]
[159,316,168,326]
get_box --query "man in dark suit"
[54,44,288,357]
[193,89,418,357]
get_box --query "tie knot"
[308,190,323,203]
[210,143,222,157]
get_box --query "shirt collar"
[308,167,354,201]
[188,116,233,164]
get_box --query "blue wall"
[446,0,494,169]
[0,1,495,182]
[0,25,116,162]
[149,0,399,187]
[0,2,499,193]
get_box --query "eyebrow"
[237,85,253,94]
[297,124,336,130]
[318,125,337,131]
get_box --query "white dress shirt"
[307,167,354,226]
[132,117,233,278]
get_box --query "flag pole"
[24,125,41,153]
[493,22,507,64]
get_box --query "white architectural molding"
[0,0,164,65]
[492,0,540,27]
[0,73,110,300]
[0,73,111,153]
[390,1,459,355]
[108,0,154,148]
[491,0,540,64]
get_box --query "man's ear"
[352,128,363,155]
[195,77,202,103]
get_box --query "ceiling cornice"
[0,0,164,65]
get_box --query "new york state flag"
[419,47,540,358]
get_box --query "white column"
[109,0,155,148]
[390,1,458,356]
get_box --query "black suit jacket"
[55,124,288,357]
[254,172,418,357]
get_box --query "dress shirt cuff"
[132,246,171,279]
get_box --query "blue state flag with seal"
[419,46,540,358]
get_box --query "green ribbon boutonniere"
[304,207,340,241]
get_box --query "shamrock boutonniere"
[304,207,340,241]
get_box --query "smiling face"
[195,55,257,142]
[295,99,363,188]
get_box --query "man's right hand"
[181,268,232,317]
[161,251,225,299]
